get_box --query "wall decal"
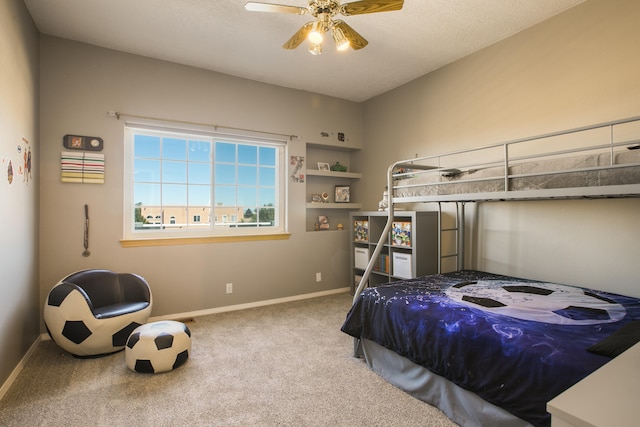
[289,155,304,183]
[2,137,33,186]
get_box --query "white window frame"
[123,120,288,241]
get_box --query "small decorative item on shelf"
[337,223,344,230]
[311,193,323,203]
[378,187,389,211]
[353,220,369,241]
[335,185,350,203]
[392,221,412,246]
[330,161,347,172]
[321,192,329,203]
[318,215,330,230]
[317,162,330,171]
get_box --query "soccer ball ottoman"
[125,321,191,374]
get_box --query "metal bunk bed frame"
[353,115,640,303]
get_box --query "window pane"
[259,166,275,186]
[215,185,235,206]
[215,164,236,185]
[238,187,257,207]
[189,140,211,162]
[163,138,187,160]
[259,146,276,166]
[188,207,210,226]
[135,159,161,183]
[134,135,160,158]
[238,165,257,185]
[242,208,258,224]
[189,163,210,185]
[213,206,240,225]
[163,184,187,205]
[216,142,236,162]
[134,183,161,206]
[189,185,210,206]
[238,144,257,165]
[162,160,187,183]
[259,187,275,206]
[257,206,275,226]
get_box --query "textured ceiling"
[24,0,585,102]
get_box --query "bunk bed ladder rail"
[352,162,399,357]
[437,201,465,273]
[352,169,469,357]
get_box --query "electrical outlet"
[226,283,233,294]
[316,272,321,282]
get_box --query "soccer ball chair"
[44,269,152,357]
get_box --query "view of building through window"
[125,125,285,238]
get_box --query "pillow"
[587,320,640,358]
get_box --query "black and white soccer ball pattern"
[44,284,149,357]
[445,280,625,325]
[125,321,191,374]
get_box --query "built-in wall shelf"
[305,142,362,232]
[306,170,362,179]
[306,202,362,209]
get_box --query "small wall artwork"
[61,151,105,184]
[289,155,304,183]
[3,137,33,186]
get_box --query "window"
[124,123,287,240]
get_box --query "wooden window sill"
[120,233,291,247]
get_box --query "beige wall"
[359,0,640,295]
[4,0,640,391]
[0,0,40,388]
[38,37,363,318]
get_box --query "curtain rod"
[107,111,298,141]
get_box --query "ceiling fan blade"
[341,0,404,16]
[244,2,308,15]
[282,22,314,50]
[333,20,368,50]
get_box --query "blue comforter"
[341,270,640,426]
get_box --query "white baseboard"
[150,287,350,322]
[0,336,42,401]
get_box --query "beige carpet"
[0,292,456,426]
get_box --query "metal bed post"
[609,124,615,166]
[504,143,510,192]
[352,162,398,303]
[458,202,465,271]
[352,162,398,356]
[438,201,466,273]
[437,202,442,274]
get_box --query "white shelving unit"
[350,211,438,292]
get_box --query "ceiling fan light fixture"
[245,0,404,53]
[308,42,322,55]
[308,21,324,44]
[332,26,350,51]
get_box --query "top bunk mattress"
[392,117,640,202]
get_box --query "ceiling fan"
[244,0,404,55]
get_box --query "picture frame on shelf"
[317,162,330,171]
[311,193,323,203]
[335,185,350,203]
[318,215,330,230]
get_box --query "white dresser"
[547,342,640,427]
